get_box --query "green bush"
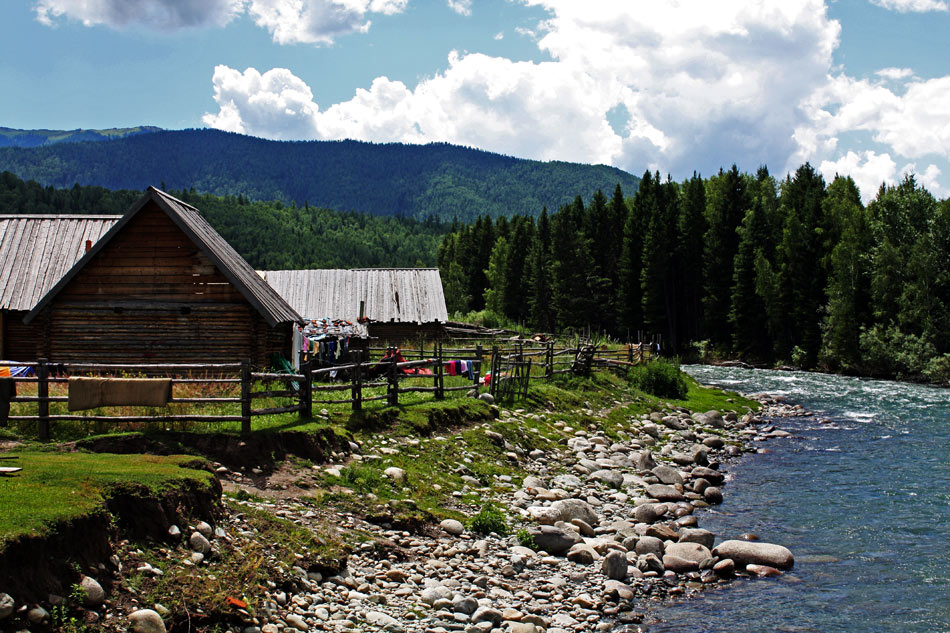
[629,359,689,400]
[468,502,509,536]
[516,528,537,550]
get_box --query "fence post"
[387,360,399,407]
[240,358,251,435]
[474,344,483,392]
[489,345,499,398]
[352,351,363,412]
[37,358,49,442]
[436,341,444,400]
[300,359,313,419]
[546,341,554,379]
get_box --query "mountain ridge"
[0,128,639,221]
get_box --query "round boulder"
[713,540,794,570]
[440,519,464,536]
[129,609,166,633]
[602,550,628,580]
[79,576,106,606]
[551,498,599,526]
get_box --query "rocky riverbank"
[0,392,805,633]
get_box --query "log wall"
[35,202,293,366]
[1,311,42,361]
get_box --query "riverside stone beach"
[1,371,806,633]
[644,365,950,633]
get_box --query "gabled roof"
[0,214,119,311]
[259,268,448,324]
[25,187,303,326]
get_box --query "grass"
[0,450,216,547]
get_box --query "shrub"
[629,359,688,400]
[516,528,537,550]
[468,502,509,536]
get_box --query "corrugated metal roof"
[259,268,448,324]
[25,188,303,326]
[0,215,119,311]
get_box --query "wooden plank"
[0,467,22,474]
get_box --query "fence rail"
[0,341,653,441]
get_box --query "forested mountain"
[0,171,446,269]
[0,129,639,222]
[439,168,950,383]
[0,126,161,148]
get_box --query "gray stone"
[690,466,724,485]
[678,528,715,549]
[664,541,712,564]
[195,521,213,539]
[634,535,664,558]
[79,575,106,606]
[530,525,583,555]
[746,564,783,577]
[478,393,495,405]
[713,540,794,570]
[505,623,538,633]
[167,525,181,540]
[471,606,503,626]
[552,474,583,489]
[713,558,736,577]
[285,613,309,631]
[551,498,599,526]
[651,465,683,486]
[421,586,453,606]
[637,553,665,574]
[662,554,700,573]
[603,579,635,601]
[704,486,723,504]
[703,436,725,449]
[566,543,599,565]
[189,531,212,555]
[27,606,49,625]
[633,503,664,524]
[453,595,479,615]
[0,593,13,619]
[129,609,167,633]
[646,484,684,502]
[526,505,561,525]
[365,610,401,629]
[634,450,657,471]
[440,519,465,536]
[602,550,628,580]
[384,466,406,483]
[590,469,624,488]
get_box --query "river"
[641,365,950,633]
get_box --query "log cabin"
[22,187,302,365]
[0,214,119,361]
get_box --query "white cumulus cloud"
[34,0,244,29]
[447,0,472,16]
[34,0,408,43]
[868,0,949,12]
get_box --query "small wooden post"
[300,359,313,419]
[489,345,499,398]
[436,341,444,400]
[474,344,483,392]
[352,351,363,412]
[240,359,252,435]
[387,359,398,407]
[546,341,554,379]
[37,358,49,442]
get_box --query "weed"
[516,528,537,550]
[468,502,509,536]
[628,359,689,399]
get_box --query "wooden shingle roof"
[259,268,448,324]
[25,187,303,326]
[0,214,119,311]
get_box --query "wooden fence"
[0,341,653,441]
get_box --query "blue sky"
[2,0,949,201]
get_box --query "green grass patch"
[0,450,216,547]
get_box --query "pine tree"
[640,174,679,349]
[675,173,706,347]
[702,165,749,349]
[528,208,555,332]
[618,172,651,338]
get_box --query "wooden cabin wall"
[38,203,295,367]
[1,311,42,362]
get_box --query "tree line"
[438,164,950,382]
[0,171,447,270]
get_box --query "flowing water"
[641,366,950,633]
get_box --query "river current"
[641,365,950,633]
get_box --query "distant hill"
[0,126,162,148]
[0,128,639,221]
